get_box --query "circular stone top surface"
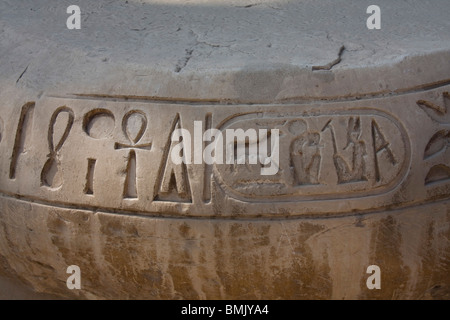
[1,0,450,102]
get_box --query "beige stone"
[0,0,449,299]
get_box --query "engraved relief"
[417,92,449,116]
[83,108,115,196]
[417,91,450,123]
[153,114,192,203]
[289,119,321,185]
[0,116,3,144]
[417,99,446,115]
[114,110,152,199]
[203,113,213,203]
[9,102,35,179]
[322,117,368,184]
[425,164,450,185]
[83,109,115,139]
[420,91,450,186]
[0,96,429,217]
[214,111,408,201]
[40,106,74,188]
[371,119,397,182]
[424,130,450,160]
[84,158,96,195]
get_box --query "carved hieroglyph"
[0,87,448,219]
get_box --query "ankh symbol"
[41,106,74,188]
[114,110,152,199]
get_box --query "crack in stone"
[236,3,281,10]
[174,49,193,73]
[196,39,232,48]
[191,29,232,48]
[16,65,28,84]
[174,28,235,73]
[312,45,345,71]
[236,4,258,8]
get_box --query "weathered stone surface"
[0,0,450,299]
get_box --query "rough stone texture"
[0,0,449,299]
[0,275,64,300]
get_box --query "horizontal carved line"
[45,78,450,106]
[0,189,448,221]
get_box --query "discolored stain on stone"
[272,222,332,299]
[359,215,411,299]
[178,222,192,238]
[212,223,273,299]
[250,224,271,247]
[414,211,450,299]
[413,220,437,299]
[0,253,21,281]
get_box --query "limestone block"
[0,0,449,299]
